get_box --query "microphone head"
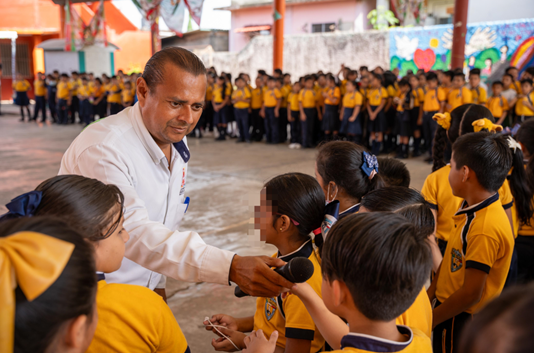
[287,257,315,283]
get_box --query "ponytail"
[508,138,534,225]
[432,126,448,172]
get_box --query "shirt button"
[454,225,457,228]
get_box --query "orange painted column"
[451,0,469,69]
[59,4,66,38]
[273,0,285,72]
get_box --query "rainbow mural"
[389,18,534,80]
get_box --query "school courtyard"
[0,104,431,351]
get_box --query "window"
[438,16,452,25]
[311,23,336,33]
[0,42,31,78]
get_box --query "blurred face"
[255,77,262,87]
[94,209,130,273]
[255,189,276,242]
[509,68,518,79]
[453,76,465,89]
[293,84,300,93]
[409,76,419,89]
[418,76,427,87]
[493,85,503,95]
[346,82,355,93]
[374,67,384,74]
[502,75,512,88]
[522,82,532,94]
[318,76,326,86]
[469,74,481,88]
[305,79,314,89]
[328,79,335,88]
[267,80,275,89]
[361,77,369,88]
[371,77,380,88]
[284,75,291,85]
[137,62,206,145]
[400,84,410,94]
[236,79,245,89]
[393,68,400,77]
[427,79,438,89]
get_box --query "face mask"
[325,183,338,205]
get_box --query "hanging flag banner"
[85,0,108,48]
[160,0,187,36]
[183,0,204,26]
[64,1,85,51]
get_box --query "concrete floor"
[0,104,432,352]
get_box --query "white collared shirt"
[59,103,235,289]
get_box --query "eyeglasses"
[275,213,300,226]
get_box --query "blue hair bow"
[361,152,379,179]
[0,191,42,221]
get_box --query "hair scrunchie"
[361,151,379,180]
[0,231,75,353]
[507,136,522,153]
[0,191,42,221]
[472,118,503,133]
[433,112,452,130]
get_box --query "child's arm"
[260,103,265,118]
[299,102,306,121]
[385,97,392,112]
[496,110,507,125]
[349,105,361,122]
[316,101,323,120]
[285,338,311,353]
[204,314,254,333]
[505,208,514,235]
[242,330,279,353]
[427,263,440,302]
[275,98,281,117]
[418,104,424,125]
[432,268,488,328]
[290,282,348,350]
[287,108,292,122]
[523,97,534,111]
[339,107,344,121]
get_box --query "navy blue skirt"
[339,107,362,135]
[396,111,411,136]
[14,91,30,106]
[367,105,386,133]
[322,104,339,132]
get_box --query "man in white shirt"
[59,47,292,298]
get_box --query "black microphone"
[234,257,315,298]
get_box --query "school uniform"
[385,85,398,150]
[279,84,292,142]
[78,84,93,125]
[329,326,431,352]
[224,82,235,127]
[366,87,388,133]
[487,95,509,122]
[68,80,80,123]
[395,91,411,136]
[200,84,214,132]
[212,84,226,126]
[397,287,432,338]
[422,87,445,155]
[33,79,47,122]
[57,81,70,125]
[288,92,301,144]
[92,86,107,119]
[339,91,363,140]
[298,89,317,148]
[471,86,487,105]
[12,80,30,106]
[515,92,534,122]
[322,86,341,134]
[253,240,325,352]
[409,89,423,134]
[446,87,473,112]
[433,193,514,353]
[264,88,282,144]
[122,89,134,109]
[421,165,514,255]
[251,87,264,141]
[107,83,123,115]
[518,190,534,283]
[511,80,522,95]
[232,87,252,142]
[86,278,190,353]
[46,80,58,122]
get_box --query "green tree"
[367,6,399,30]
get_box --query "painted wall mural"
[389,18,534,81]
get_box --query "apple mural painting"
[413,48,436,72]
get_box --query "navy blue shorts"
[213,106,226,125]
[396,111,411,137]
[339,107,362,135]
[367,105,386,133]
[321,104,339,132]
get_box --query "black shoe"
[424,156,433,162]
[236,139,244,143]
[412,151,422,157]
[216,135,225,141]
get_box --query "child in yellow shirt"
[77,77,93,126]
[107,76,123,115]
[422,72,445,161]
[366,73,388,155]
[261,77,282,144]
[33,72,47,122]
[12,73,32,121]
[299,76,320,148]
[250,76,265,141]
[339,80,363,144]
[277,77,291,143]
[287,82,302,148]
[469,69,487,105]
[322,75,341,140]
[394,78,413,159]
[446,72,472,112]
[212,76,230,140]
[516,79,534,122]
[487,81,510,125]
[231,76,252,143]
[56,74,71,125]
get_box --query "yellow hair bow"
[0,231,74,353]
[433,112,451,130]
[472,118,503,133]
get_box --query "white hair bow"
[507,136,522,153]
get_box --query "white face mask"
[325,183,338,205]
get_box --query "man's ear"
[136,77,149,107]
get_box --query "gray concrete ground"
[0,103,432,352]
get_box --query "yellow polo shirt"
[263,88,282,108]
[325,87,341,105]
[342,91,363,109]
[387,85,398,99]
[86,280,190,353]
[417,87,426,106]
[122,89,134,104]
[397,92,407,112]
[212,84,224,104]
[92,86,105,98]
[77,84,91,99]
[107,83,122,103]
[516,92,534,116]
[299,89,317,108]
[396,287,432,338]
[57,81,70,100]
[487,96,509,118]
[34,80,46,96]
[280,84,291,108]
[232,87,251,109]
[366,87,387,106]
[435,193,514,314]
[471,86,487,104]
[254,241,325,352]
[205,84,213,102]
[251,87,263,109]
[13,80,31,92]
[288,92,300,111]
[315,85,327,107]
[447,87,473,112]
[423,88,445,112]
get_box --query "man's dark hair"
[322,213,431,321]
[377,158,411,187]
[142,47,206,91]
[492,80,503,87]
[452,132,512,192]
[469,68,481,77]
[426,72,438,82]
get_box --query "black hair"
[459,283,534,353]
[432,104,494,172]
[217,76,226,99]
[376,158,411,187]
[359,66,368,71]
[71,71,79,75]
[264,173,324,252]
[142,47,206,92]
[283,73,291,78]
[371,72,383,86]
[426,72,438,81]
[503,73,514,82]
[316,141,384,202]
[492,81,504,87]
[274,68,283,75]
[521,78,533,86]
[505,66,518,74]
[516,119,534,190]
[526,67,534,76]
[95,78,102,85]
[383,71,397,88]
[452,132,512,192]
[0,217,97,353]
[33,175,125,241]
[348,70,358,79]
[235,76,244,84]
[60,74,69,79]
[304,75,314,82]
[362,186,425,212]
[444,70,454,81]
[322,213,432,321]
[258,69,267,76]
[267,76,276,82]
[469,68,481,77]
[453,72,466,80]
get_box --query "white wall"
[44,51,79,75]
[84,46,112,76]
[468,0,534,23]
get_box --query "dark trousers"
[80,99,93,125]
[301,108,317,148]
[69,96,79,123]
[110,102,122,115]
[516,235,534,284]
[58,99,69,124]
[432,300,472,353]
[264,107,279,143]
[201,101,214,131]
[33,96,47,121]
[279,107,288,143]
[251,108,264,141]
[47,93,57,122]
[93,99,107,119]
[423,110,438,156]
[234,108,250,142]
[290,110,301,144]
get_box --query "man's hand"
[243,330,278,353]
[211,327,247,352]
[204,314,239,334]
[230,255,294,298]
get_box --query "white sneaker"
[288,143,295,149]
[294,143,302,149]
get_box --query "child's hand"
[243,330,279,353]
[300,113,306,121]
[349,115,357,122]
[284,282,315,301]
[275,108,279,118]
[211,327,247,352]
[204,314,238,333]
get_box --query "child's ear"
[331,279,346,307]
[64,314,89,349]
[276,215,291,233]
[462,165,471,183]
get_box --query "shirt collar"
[278,239,313,262]
[455,193,500,216]
[96,272,106,281]
[340,325,413,352]
[339,203,360,218]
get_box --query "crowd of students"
[11,70,139,125]
[193,64,534,162]
[2,107,534,353]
